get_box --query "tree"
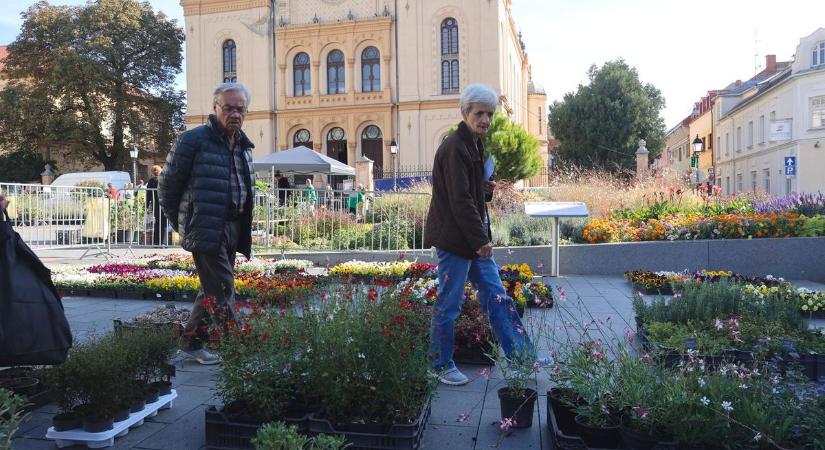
[548,60,666,171]
[448,112,542,181]
[0,0,185,171]
[0,149,51,183]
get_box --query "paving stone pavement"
[12,275,825,450]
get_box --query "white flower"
[698,378,706,387]
[357,352,366,359]
[721,401,733,412]
[772,388,780,394]
[739,384,749,390]
[720,366,728,375]
[753,433,763,441]
[700,396,710,406]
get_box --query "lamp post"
[129,144,138,184]
[691,134,704,185]
[390,138,398,191]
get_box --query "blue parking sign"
[784,157,796,176]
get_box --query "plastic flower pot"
[547,388,579,435]
[497,387,537,429]
[574,414,620,448]
[144,387,160,404]
[0,376,40,397]
[619,414,673,450]
[82,415,114,433]
[113,406,131,423]
[52,412,81,432]
[150,381,173,396]
[129,399,146,413]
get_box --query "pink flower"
[632,406,649,419]
[479,367,491,379]
[499,417,517,431]
[457,413,470,422]
[624,328,635,344]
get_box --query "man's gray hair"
[459,84,498,115]
[213,82,251,105]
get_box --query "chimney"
[735,80,742,87]
[765,54,777,72]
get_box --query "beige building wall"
[180,0,545,179]
[715,28,825,196]
[657,123,691,176]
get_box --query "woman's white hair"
[213,82,251,106]
[459,83,498,115]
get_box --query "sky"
[1,0,823,129]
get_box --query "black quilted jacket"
[158,115,255,258]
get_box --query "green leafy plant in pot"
[1,388,28,448]
[251,421,348,450]
[487,343,538,429]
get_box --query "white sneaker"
[181,348,220,365]
[437,368,470,386]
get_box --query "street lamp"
[129,144,138,184]
[390,138,398,191]
[692,134,704,153]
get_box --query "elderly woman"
[424,84,544,385]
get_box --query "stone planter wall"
[268,237,825,280]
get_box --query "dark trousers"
[182,219,240,351]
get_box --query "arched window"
[440,18,459,94]
[293,52,311,97]
[813,41,825,67]
[222,40,237,83]
[361,47,380,92]
[293,128,312,149]
[327,50,345,94]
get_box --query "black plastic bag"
[0,210,72,366]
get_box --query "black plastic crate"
[453,345,494,365]
[547,396,676,450]
[204,405,310,450]
[307,400,431,450]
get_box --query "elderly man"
[159,82,255,364]
[424,84,539,385]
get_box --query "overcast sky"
[1,0,823,129]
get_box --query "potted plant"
[453,299,495,365]
[487,344,538,429]
[554,340,620,447]
[251,421,347,450]
[1,388,28,448]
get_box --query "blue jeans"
[429,248,534,370]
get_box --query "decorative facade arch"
[353,39,384,93]
[284,45,313,97]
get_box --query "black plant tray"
[308,399,431,450]
[204,404,310,450]
[631,283,674,296]
[453,344,494,365]
[547,399,677,450]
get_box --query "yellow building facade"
[180,0,547,181]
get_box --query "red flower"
[260,332,269,342]
[243,371,252,380]
[367,287,378,302]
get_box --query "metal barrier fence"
[1,183,430,255]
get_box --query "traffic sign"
[690,155,698,168]
[784,156,796,176]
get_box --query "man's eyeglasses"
[218,104,247,115]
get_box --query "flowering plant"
[329,260,412,281]
[797,288,825,315]
[499,263,534,283]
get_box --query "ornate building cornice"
[181,0,271,16]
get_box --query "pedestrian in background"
[159,82,254,365]
[146,165,167,245]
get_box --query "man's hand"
[0,195,7,212]
[476,242,493,258]
[484,180,497,196]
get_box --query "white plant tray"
[46,389,178,449]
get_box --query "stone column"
[41,164,55,185]
[635,139,649,179]
[355,155,374,191]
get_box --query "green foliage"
[447,112,542,181]
[800,215,825,237]
[251,422,347,450]
[0,0,185,171]
[548,59,666,171]
[0,388,27,450]
[0,149,50,183]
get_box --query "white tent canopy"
[252,146,355,175]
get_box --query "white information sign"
[769,119,792,141]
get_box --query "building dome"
[528,79,545,95]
